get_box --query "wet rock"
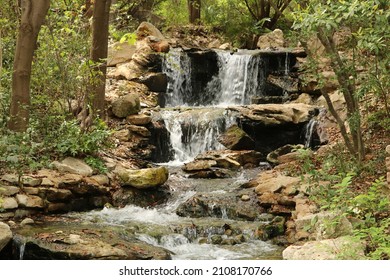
[16,194,44,209]
[218,125,255,150]
[282,236,366,260]
[112,93,141,118]
[210,235,223,245]
[182,160,217,171]
[52,157,93,177]
[267,75,299,93]
[135,72,167,92]
[176,192,264,221]
[0,222,12,252]
[13,225,172,260]
[257,29,284,49]
[46,203,69,213]
[115,166,169,189]
[112,185,170,207]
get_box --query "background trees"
[8,0,50,132]
[293,0,389,163]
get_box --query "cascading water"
[159,49,266,164]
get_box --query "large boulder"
[52,157,93,177]
[218,125,255,150]
[282,236,366,260]
[257,29,285,49]
[107,42,136,67]
[115,166,169,189]
[111,93,141,118]
[0,222,12,252]
[294,211,353,240]
[136,22,165,40]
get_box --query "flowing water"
[65,49,308,260]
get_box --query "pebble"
[20,218,34,226]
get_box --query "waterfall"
[208,51,264,106]
[303,118,318,148]
[159,108,237,164]
[159,49,265,163]
[162,49,192,107]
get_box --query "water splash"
[159,108,237,163]
[303,118,318,148]
[211,51,264,106]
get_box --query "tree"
[8,0,50,132]
[293,0,389,163]
[81,0,111,129]
[188,0,201,24]
[243,0,292,29]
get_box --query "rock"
[295,211,353,240]
[16,194,44,209]
[218,124,255,150]
[136,22,165,40]
[23,187,39,195]
[219,43,232,50]
[112,129,131,142]
[113,185,170,208]
[293,198,318,220]
[292,93,313,105]
[1,174,19,185]
[241,195,250,201]
[128,124,151,137]
[253,171,301,195]
[20,218,35,226]
[112,93,141,118]
[115,166,169,189]
[40,178,55,186]
[232,103,317,126]
[107,41,136,67]
[42,188,73,202]
[182,160,217,171]
[21,176,42,187]
[176,192,263,221]
[52,157,93,177]
[0,222,12,252]
[46,203,70,213]
[195,150,262,167]
[148,38,170,53]
[136,72,167,92]
[267,75,298,93]
[386,145,390,154]
[127,114,152,125]
[0,185,20,196]
[282,236,366,260]
[257,29,284,49]
[266,144,304,164]
[207,39,221,49]
[90,175,110,186]
[2,197,18,210]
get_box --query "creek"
[11,48,314,260]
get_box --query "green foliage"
[85,156,108,174]
[54,119,111,157]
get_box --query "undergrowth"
[295,146,390,260]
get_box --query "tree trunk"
[188,0,201,24]
[8,0,50,132]
[317,28,365,162]
[89,0,111,118]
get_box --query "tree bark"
[89,0,111,118]
[188,0,201,24]
[8,0,50,132]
